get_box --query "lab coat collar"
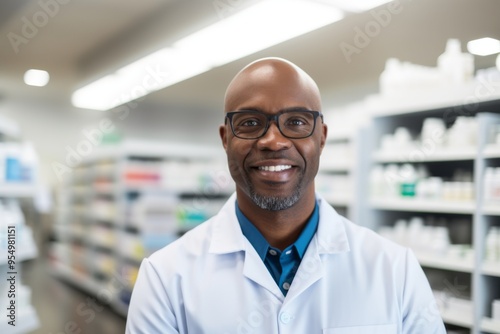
[315,194,351,254]
[208,193,247,254]
[208,193,350,255]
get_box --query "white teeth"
[258,165,292,172]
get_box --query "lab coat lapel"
[284,195,350,304]
[208,194,284,300]
[242,242,284,301]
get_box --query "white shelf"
[440,307,473,328]
[373,147,476,163]
[0,227,38,265]
[482,317,500,333]
[484,145,500,159]
[483,262,500,277]
[369,198,475,214]
[0,183,37,197]
[369,89,500,117]
[54,264,102,297]
[416,252,474,273]
[320,161,353,172]
[82,140,224,163]
[0,115,21,139]
[0,305,39,334]
[484,204,500,216]
[324,193,352,207]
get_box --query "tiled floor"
[22,257,126,334]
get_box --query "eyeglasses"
[225,110,323,140]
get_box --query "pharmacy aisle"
[23,255,126,334]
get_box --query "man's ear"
[320,123,328,151]
[219,124,228,151]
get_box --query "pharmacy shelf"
[373,147,477,163]
[0,305,40,334]
[440,307,474,328]
[0,227,38,265]
[369,89,500,118]
[482,318,500,334]
[54,140,233,319]
[369,198,475,214]
[416,252,474,273]
[319,161,353,172]
[483,204,500,216]
[0,183,37,197]
[482,262,500,277]
[484,145,500,159]
[54,264,103,297]
[364,99,500,334]
[323,193,352,207]
[0,114,21,139]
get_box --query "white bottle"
[485,227,499,263]
[437,39,474,85]
[370,166,384,198]
[484,168,494,203]
[493,168,500,202]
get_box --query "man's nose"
[255,122,292,151]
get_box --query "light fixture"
[323,0,394,12]
[497,54,500,71]
[24,69,50,87]
[72,0,344,111]
[467,37,500,56]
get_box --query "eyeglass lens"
[231,111,316,139]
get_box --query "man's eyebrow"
[234,106,313,112]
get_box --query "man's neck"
[236,188,316,250]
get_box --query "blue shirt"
[235,201,319,295]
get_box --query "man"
[126,58,446,333]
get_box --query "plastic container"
[485,227,499,262]
[437,39,474,85]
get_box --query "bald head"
[224,57,322,113]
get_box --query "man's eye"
[240,119,261,127]
[287,118,306,126]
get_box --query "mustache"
[248,152,295,161]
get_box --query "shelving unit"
[359,97,500,334]
[51,140,234,317]
[0,114,41,334]
[316,107,371,223]
[317,134,355,220]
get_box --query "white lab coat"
[126,193,445,334]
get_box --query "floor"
[22,257,127,334]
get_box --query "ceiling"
[0,0,499,112]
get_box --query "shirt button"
[282,282,290,290]
[285,250,292,255]
[269,249,278,256]
[280,312,292,324]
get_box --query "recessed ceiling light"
[24,69,50,87]
[467,37,500,56]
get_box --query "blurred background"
[1,0,500,333]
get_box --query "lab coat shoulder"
[315,198,445,333]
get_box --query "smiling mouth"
[257,165,293,172]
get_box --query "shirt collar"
[235,200,320,260]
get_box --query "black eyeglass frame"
[224,110,324,140]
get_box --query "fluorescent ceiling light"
[321,0,394,12]
[467,37,500,56]
[72,0,344,111]
[24,69,50,87]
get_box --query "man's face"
[220,62,327,211]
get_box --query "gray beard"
[248,184,303,211]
